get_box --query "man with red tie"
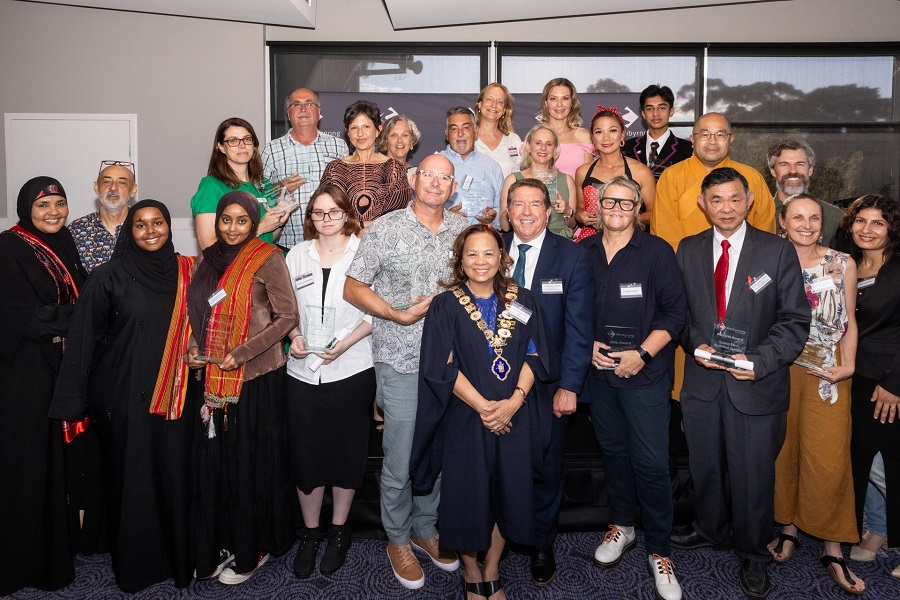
[671,167,809,598]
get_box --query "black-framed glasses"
[100,160,134,171]
[600,197,637,211]
[288,101,320,111]
[310,209,346,221]
[418,170,454,185]
[223,136,254,147]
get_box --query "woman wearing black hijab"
[0,176,86,595]
[50,199,196,592]
[185,190,298,585]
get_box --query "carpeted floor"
[7,530,900,599]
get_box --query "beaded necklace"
[452,284,519,381]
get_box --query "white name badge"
[858,277,876,289]
[809,277,836,293]
[295,272,314,290]
[620,283,643,299]
[507,301,532,324]
[508,146,519,158]
[207,288,227,307]
[541,279,563,294]
[749,272,772,294]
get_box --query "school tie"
[714,239,731,325]
[513,244,531,287]
[649,141,660,167]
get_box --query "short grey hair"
[766,137,816,169]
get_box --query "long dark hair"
[833,194,900,264]
[443,225,513,300]
[207,117,264,189]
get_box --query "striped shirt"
[261,129,348,248]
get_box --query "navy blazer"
[624,133,693,180]
[676,225,810,415]
[504,230,594,395]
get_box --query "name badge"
[809,277,836,293]
[749,272,772,294]
[858,277,876,289]
[295,272,314,290]
[541,279,563,294]
[507,301,532,324]
[207,288,227,307]
[449,250,455,259]
[507,146,519,158]
[620,283,643,299]
[462,175,474,191]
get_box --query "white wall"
[2,0,899,224]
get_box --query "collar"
[306,234,358,261]
[443,145,480,162]
[288,128,321,146]
[512,227,548,253]
[646,129,671,149]
[713,220,748,249]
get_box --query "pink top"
[555,143,595,177]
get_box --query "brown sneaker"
[410,534,460,572]
[387,542,425,589]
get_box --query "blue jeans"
[864,453,888,538]
[589,376,674,556]
[374,362,440,545]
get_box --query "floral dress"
[800,248,850,404]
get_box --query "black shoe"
[319,523,351,575]
[293,526,323,579]
[739,559,771,598]
[670,528,730,550]
[530,547,557,586]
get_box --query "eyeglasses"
[692,130,731,142]
[288,101,321,111]
[100,160,134,171]
[310,209,346,221]
[418,170,454,185]
[223,136,254,147]
[600,197,637,211]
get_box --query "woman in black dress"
[834,195,900,569]
[51,200,195,592]
[411,225,555,600]
[0,176,85,595]
[185,191,298,585]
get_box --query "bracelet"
[566,210,574,219]
[515,386,527,402]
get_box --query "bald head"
[691,112,734,169]
[413,154,457,208]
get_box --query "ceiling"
[23,0,776,29]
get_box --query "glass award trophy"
[794,321,841,373]
[460,182,487,220]
[711,319,749,356]
[302,305,336,352]
[197,313,236,364]
[600,325,637,369]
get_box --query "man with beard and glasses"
[768,137,844,246]
[69,160,138,272]
[439,107,503,229]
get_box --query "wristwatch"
[638,346,653,365]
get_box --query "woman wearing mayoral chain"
[410,225,557,600]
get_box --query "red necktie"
[714,239,731,325]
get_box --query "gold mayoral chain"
[452,285,519,381]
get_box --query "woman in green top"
[191,117,295,249]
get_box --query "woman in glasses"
[284,184,374,578]
[191,117,296,249]
[579,176,686,600]
[320,101,412,230]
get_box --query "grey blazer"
[676,224,810,415]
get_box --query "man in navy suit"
[671,168,809,598]
[504,178,594,585]
[624,85,693,181]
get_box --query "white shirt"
[475,132,524,178]
[508,228,547,290]
[645,129,672,159]
[284,235,373,384]
[712,220,748,310]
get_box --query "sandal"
[820,554,864,595]
[483,579,504,599]
[464,580,487,599]
[767,532,800,563]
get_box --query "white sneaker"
[593,525,637,567]
[194,548,234,580]
[648,554,682,600]
[218,553,270,585]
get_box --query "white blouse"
[475,132,523,178]
[285,235,373,384]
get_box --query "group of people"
[1,78,898,600]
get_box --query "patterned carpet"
[7,530,900,599]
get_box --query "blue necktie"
[513,243,531,287]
